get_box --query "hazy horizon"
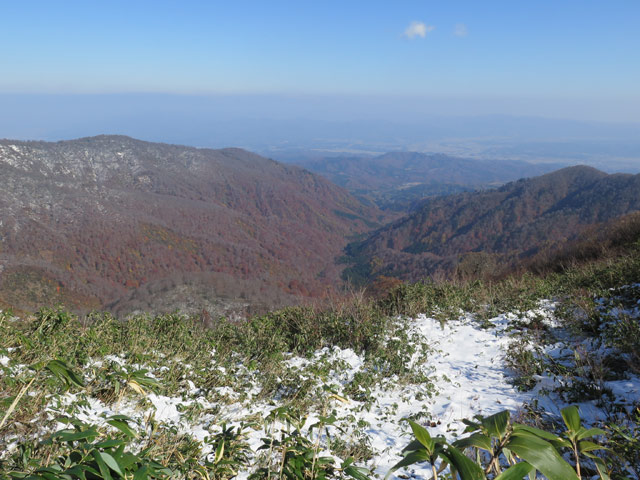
[2,1,639,169]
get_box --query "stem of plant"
[278,445,287,480]
[574,444,581,479]
[311,423,324,479]
[485,435,509,475]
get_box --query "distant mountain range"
[290,152,564,210]
[343,165,640,284]
[0,136,384,316]
[2,136,639,316]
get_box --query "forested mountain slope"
[0,135,383,315]
[344,165,640,284]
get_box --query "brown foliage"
[0,136,383,314]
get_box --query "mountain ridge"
[343,165,640,284]
[0,135,385,315]
[288,151,565,210]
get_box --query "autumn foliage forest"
[0,136,384,316]
[1,136,640,318]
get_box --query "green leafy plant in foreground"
[556,405,608,479]
[2,417,172,480]
[387,406,609,480]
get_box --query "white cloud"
[454,23,468,37]
[403,21,434,39]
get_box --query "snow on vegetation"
[1,286,639,479]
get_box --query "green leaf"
[578,440,606,453]
[114,453,140,470]
[481,410,510,439]
[64,466,87,480]
[35,472,60,480]
[561,405,581,433]
[133,465,148,480]
[213,439,225,464]
[55,428,99,442]
[514,424,569,449]
[344,465,371,480]
[495,462,535,480]
[401,439,426,453]
[453,433,492,451]
[94,439,126,449]
[508,431,579,480]
[462,418,481,432]
[576,427,607,441]
[441,446,484,480]
[35,467,62,474]
[131,371,160,388]
[92,450,113,480]
[30,360,47,372]
[385,450,430,479]
[107,419,138,439]
[45,360,84,388]
[107,414,134,421]
[76,465,100,477]
[98,452,124,477]
[342,457,355,468]
[407,420,434,452]
[513,424,562,442]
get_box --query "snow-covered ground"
[2,298,639,478]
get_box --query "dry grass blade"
[0,375,37,431]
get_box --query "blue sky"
[1,1,639,123]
